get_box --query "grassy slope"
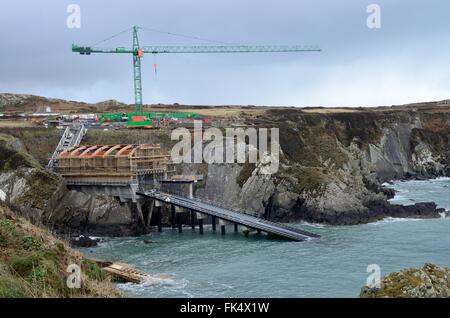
[0,204,122,298]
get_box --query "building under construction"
[56,144,173,185]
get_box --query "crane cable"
[89,27,134,48]
[138,26,239,45]
[88,26,239,48]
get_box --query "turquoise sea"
[81,178,450,297]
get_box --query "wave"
[369,217,424,225]
[298,221,327,229]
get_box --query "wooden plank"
[103,262,148,284]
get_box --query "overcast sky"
[0,0,449,107]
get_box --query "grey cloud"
[0,0,449,106]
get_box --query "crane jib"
[71,26,321,114]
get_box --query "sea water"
[80,178,450,297]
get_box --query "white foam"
[299,221,326,229]
[369,217,423,226]
[0,189,5,202]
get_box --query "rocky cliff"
[1,96,449,233]
[186,107,450,224]
[0,133,143,236]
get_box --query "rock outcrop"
[360,263,450,298]
[187,109,450,224]
[0,133,142,236]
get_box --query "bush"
[0,218,16,235]
[82,259,106,281]
[10,253,42,278]
[9,250,68,297]
[0,276,27,298]
[22,236,42,251]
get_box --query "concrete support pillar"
[155,200,163,232]
[190,210,195,230]
[157,208,162,232]
[196,212,206,234]
[135,202,145,227]
[234,223,238,232]
[257,229,261,235]
[198,219,204,234]
[177,212,182,233]
[212,216,216,232]
[146,200,155,228]
[219,219,226,235]
[188,183,194,199]
[171,205,176,229]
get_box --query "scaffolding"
[56,144,173,185]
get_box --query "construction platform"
[55,144,173,184]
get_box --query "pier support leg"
[190,210,195,230]
[157,208,162,232]
[219,219,226,236]
[171,205,176,229]
[212,216,216,232]
[135,202,145,227]
[145,200,155,228]
[257,229,261,235]
[177,213,182,233]
[198,219,204,234]
[234,223,238,232]
[154,200,163,232]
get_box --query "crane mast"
[132,26,143,113]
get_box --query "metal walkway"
[139,190,320,241]
[47,124,87,170]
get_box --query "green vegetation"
[0,204,121,298]
[0,129,60,166]
[17,169,59,210]
[82,259,107,282]
[0,134,40,172]
[361,263,450,298]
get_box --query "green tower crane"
[72,26,320,126]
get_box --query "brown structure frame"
[56,144,172,184]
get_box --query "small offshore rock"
[70,235,99,248]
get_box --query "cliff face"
[1,101,449,232]
[0,133,143,236]
[187,108,450,224]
